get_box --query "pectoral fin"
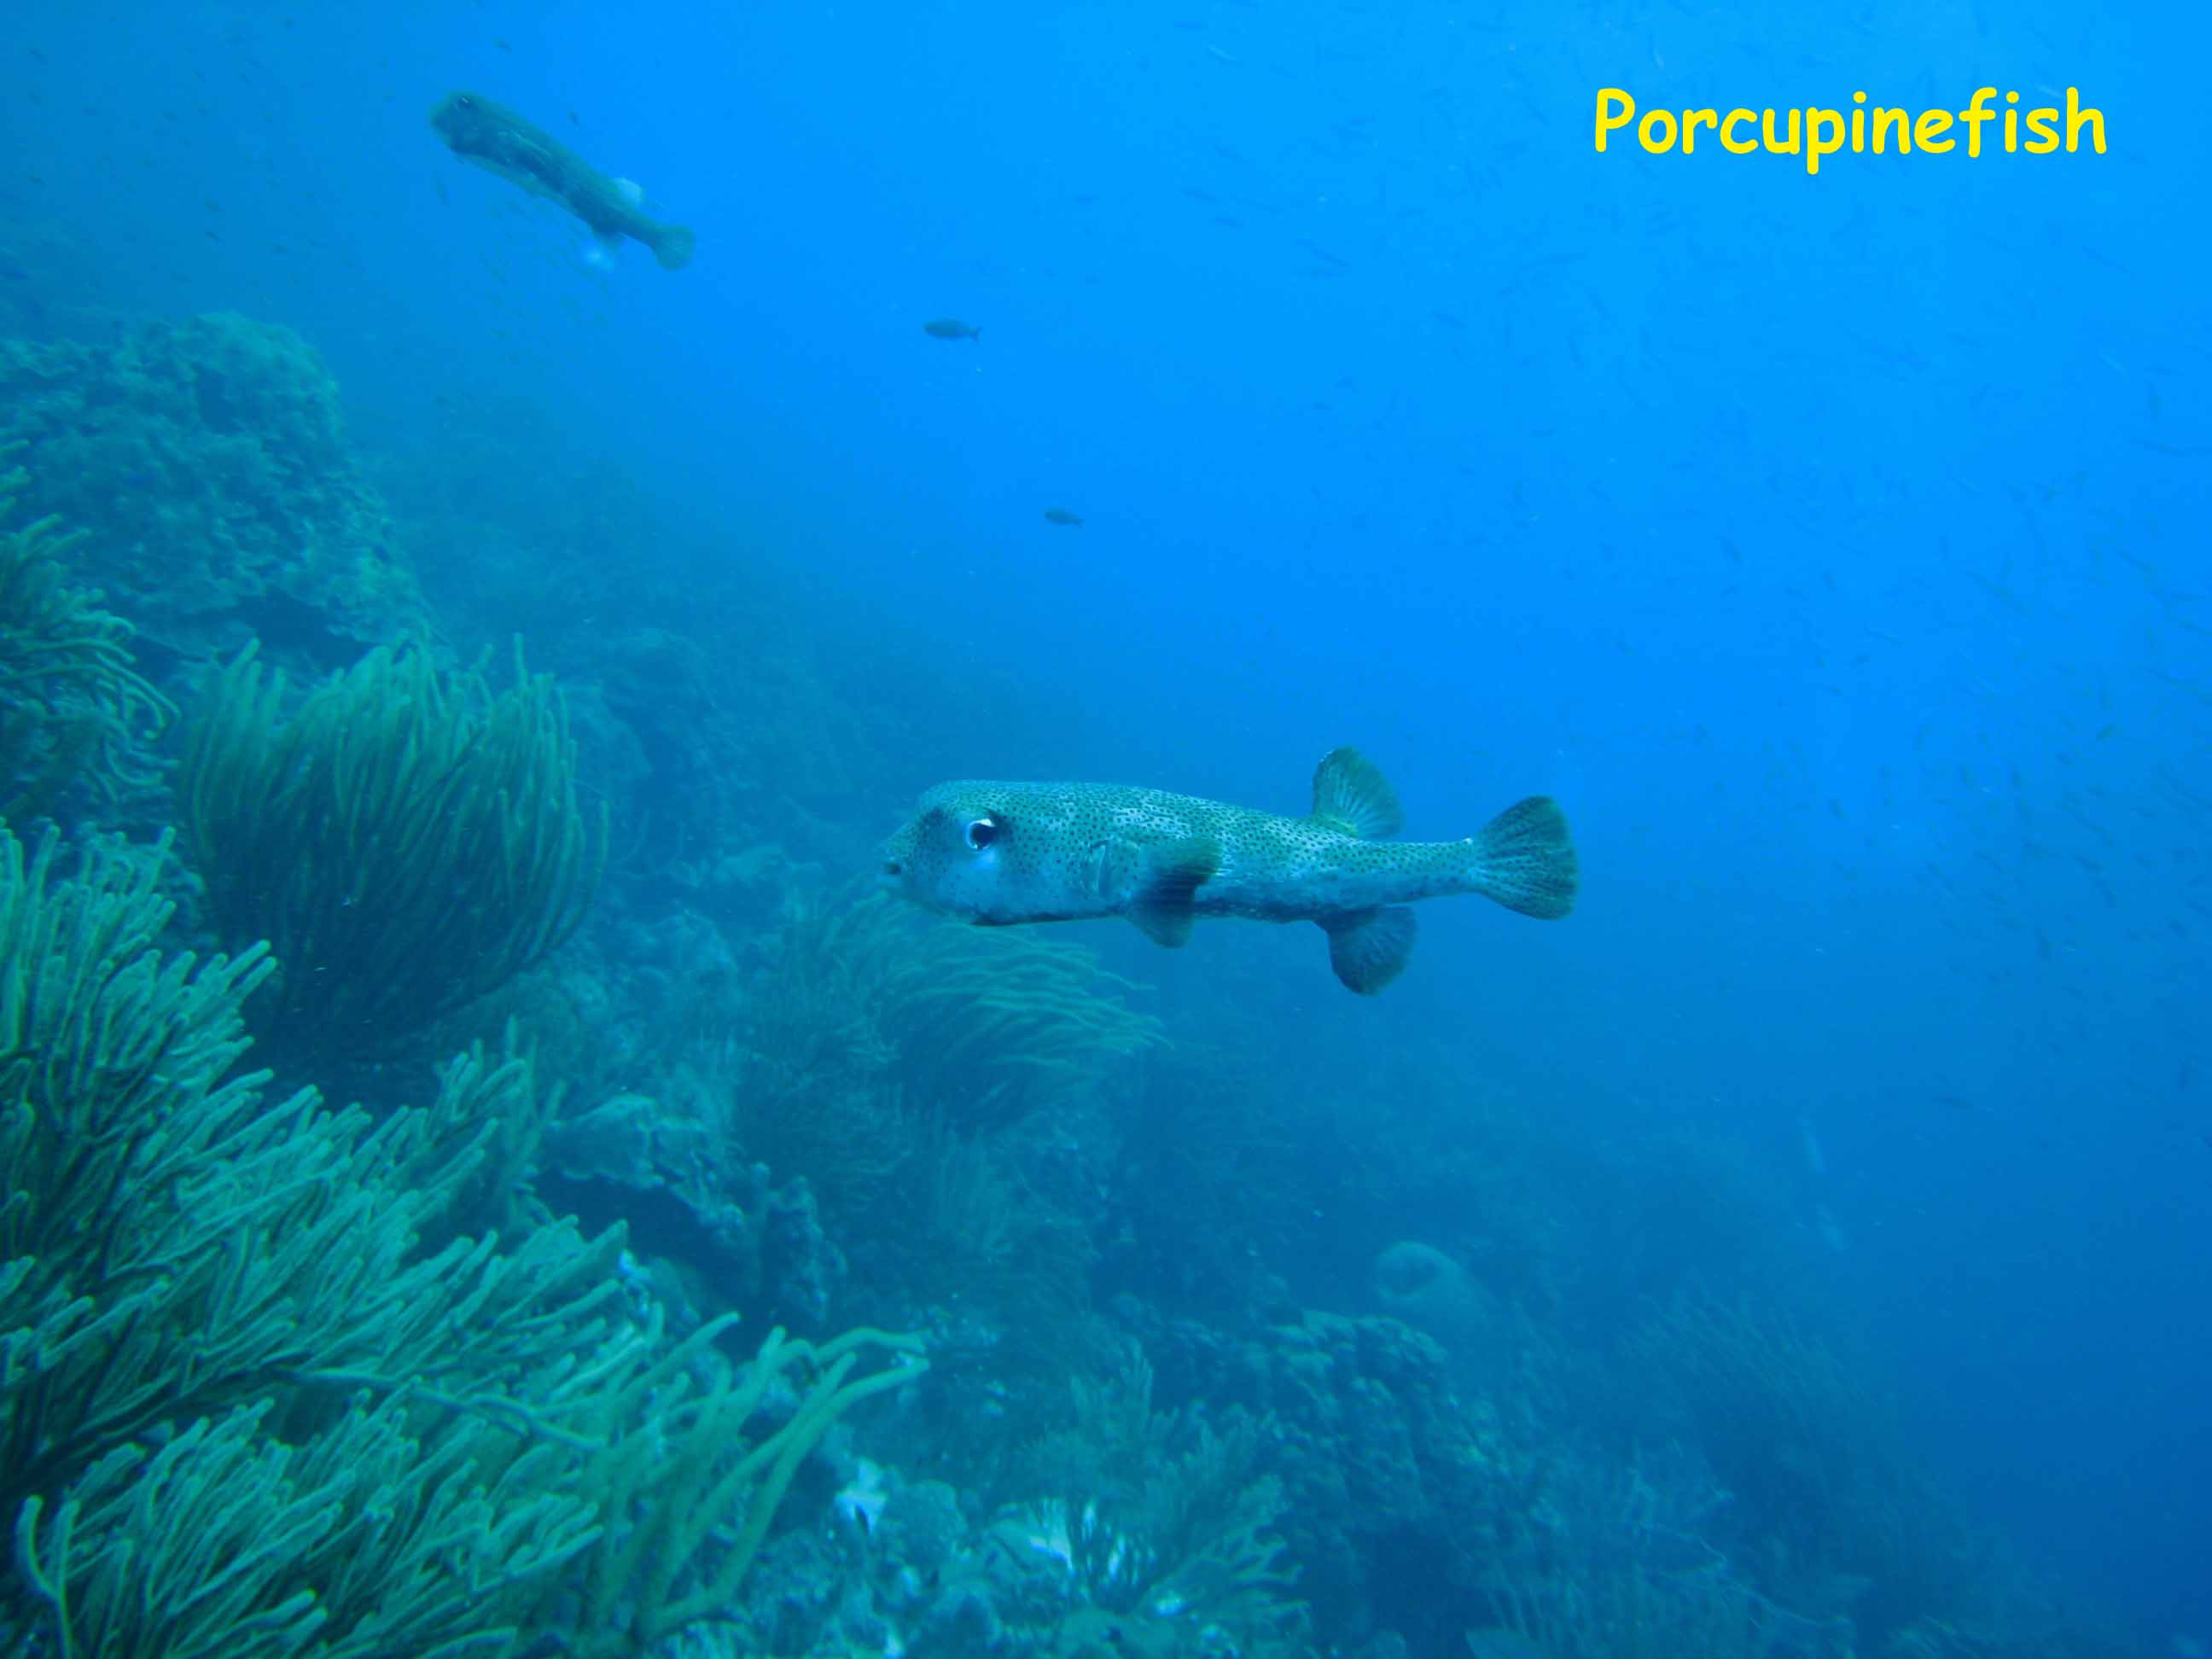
[1320,905,1417,993]
[1126,836,1220,947]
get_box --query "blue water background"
[6,0,2206,1640]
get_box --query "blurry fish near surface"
[1043,508,1084,527]
[922,317,981,341]
[880,747,1577,994]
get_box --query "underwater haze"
[1,1,2205,1656]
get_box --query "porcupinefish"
[431,91,696,271]
[879,748,1577,993]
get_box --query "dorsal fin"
[1309,747,1404,839]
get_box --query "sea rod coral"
[180,636,604,1060]
[0,823,923,1656]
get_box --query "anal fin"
[1320,905,1417,993]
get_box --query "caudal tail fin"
[654,224,697,271]
[1467,796,1578,919]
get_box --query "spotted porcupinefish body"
[430,91,696,271]
[879,748,1577,993]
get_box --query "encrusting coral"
[0,314,424,661]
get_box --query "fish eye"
[964,816,1000,851]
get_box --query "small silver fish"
[880,748,1577,993]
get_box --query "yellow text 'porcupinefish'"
[879,748,1578,993]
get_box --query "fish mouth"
[878,857,904,889]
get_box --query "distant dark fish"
[1043,509,1084,527]
[430,90,695,271]
[923,317,981,341]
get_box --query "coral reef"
[661,887,1156,1326]
[1624,1287,2043,1645]
[716,1347,1310,1659]
[552,1318,926,1658]
[542,1086,850,1328]
[0,314,425,664]
[1373,1242,1505,1365]
[1114,1305,1535,1650]
[742,888,1162,1144]
[0,822,925,1657]
[0,455,171,823]
[1476,1448,1855,1659]
[997,1346,1313,1657]
[0,292,2121,1659]
[0,824,613,1650]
